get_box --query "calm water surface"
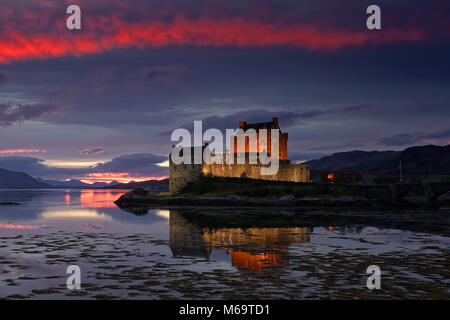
[0,189,448,299]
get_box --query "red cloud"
[0,223,39,230]
[0,149,46,154]
[0,18,427,63]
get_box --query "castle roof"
[238,117,281,131]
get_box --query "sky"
[0,0,449,182]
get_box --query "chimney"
[272,117,279,128]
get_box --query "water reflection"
[40,208,113,220]
[169,211,312,277]
[0,189,167,233]
[79,190,122,208]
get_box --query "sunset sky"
[0,0,449,182]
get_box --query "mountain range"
[0,168,168,190]
[304,144,450,175]
[0,168,52,189]
[104,179,169,190]
[36,178,118,188]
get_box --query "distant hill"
[305,145,450,175]
[0,168,52,189]
[37,178,118,189]
[35,177,168,190]
[105,179,169,191]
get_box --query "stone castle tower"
[234,117,288,160]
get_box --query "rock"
[226,195,246,201]
[330,196,367,202]
[325,196,369,206]
[298,197,322,202]
[278,195,295,201]
[114,188,151,205]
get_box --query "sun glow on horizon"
[79,172,168,184]
[43,160,104,168]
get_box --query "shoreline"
[114,188,434,210]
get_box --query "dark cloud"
[0,156,84,179]
[44,89,64,98]
[0,73,9,86]
[289,152,331,162]
[141,65,185,83]
[85,65,185,87]
[380,133,422,146]
[81,148,105,156]
[0,102,68,126]
[425,129,450,139]
[162,105,370,136]
[94,153,168,176]
[380,129,450,146]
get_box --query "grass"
[415,175,450,183]
[178,174,358,199]
[403,192,424,204]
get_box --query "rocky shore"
[115,188,378,208]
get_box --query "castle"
[169,118,310,193]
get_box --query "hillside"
[305,145,450,175]
[37,178,118,188]
[0,168,52,189]
[105,179,169,191]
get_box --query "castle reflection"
[169,211,311,277]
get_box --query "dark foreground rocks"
[115,188,374,208]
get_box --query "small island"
[115,175,450,210]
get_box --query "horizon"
[1,142,448,183]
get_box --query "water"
[0,189,448,299]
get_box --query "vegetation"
[374,176,398,184]
[414,175,450,183]
[321,170,363,184]
[179,174,358,198]
[373,174,450,184]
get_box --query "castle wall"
[170,161,310,194]
[202,163,310,184]
[169,162,203,193]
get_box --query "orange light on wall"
[327,172,335,182]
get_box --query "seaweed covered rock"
[114,188,152,206]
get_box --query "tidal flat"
[0,189,448,299]
[0,229,448,299]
